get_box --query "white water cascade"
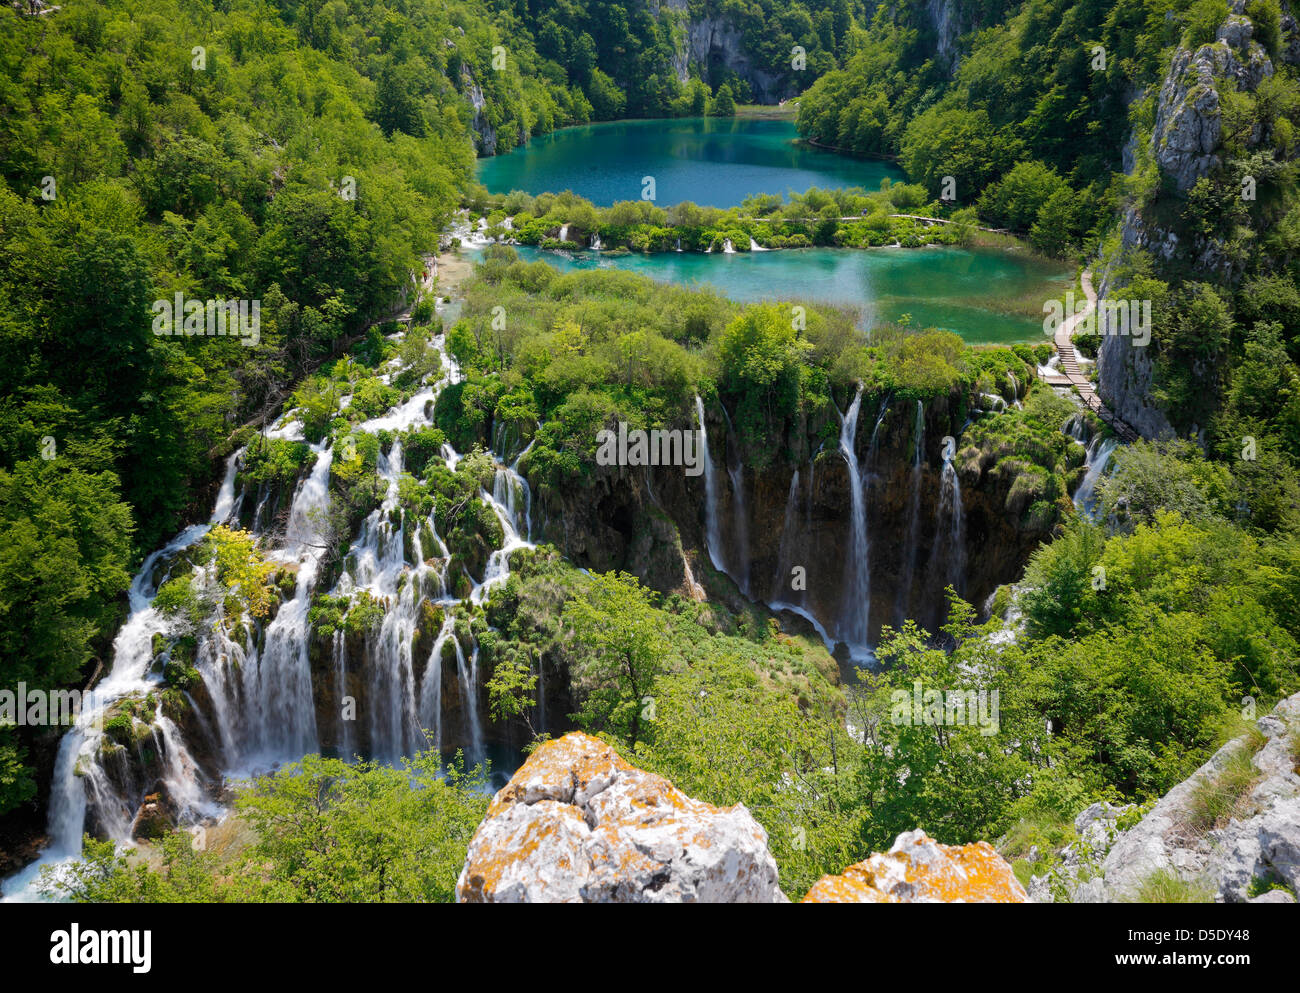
[695,395,726,574]
[5,319,541,900]
[770,470,801,602]
[716,402,751,594]
[590,233,602,250]
[2,451,243,899]
[938,448,966,597]
[722,238,735,254]
[1074,435,1119,518]
[836,386,872,659]
[896,400,924,627]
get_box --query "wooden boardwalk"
[1050,270,1140,443]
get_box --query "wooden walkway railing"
[1051,270,1141,444]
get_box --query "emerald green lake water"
[474,117,1070,343]
[480,244,1068,344]
[477,117,904,208]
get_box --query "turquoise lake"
[474,118,1070,343]
[478,244,1068,345]
[477,117,904,208]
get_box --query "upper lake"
[477,117,905,207]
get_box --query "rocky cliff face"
[461,64,499,156]
[1098,2,1300,439]
[533,385,1056,653]
[1029,691,1300,903]
[652,0,797,103]
[456,732,787,902]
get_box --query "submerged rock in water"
[802,829,1030,903]
[456,732,786,903]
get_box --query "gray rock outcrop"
[1039,692,1300,902]
[456,732,787,903]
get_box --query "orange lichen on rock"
[487,731,632,817]
[457,732,786,902]
[802,829,1031,903]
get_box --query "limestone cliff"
[532,382,1058,654]
[1028,691,1300,903]
[652,0,796,103]
[1097,1,1300,439]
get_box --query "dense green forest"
[3,0,1300,905]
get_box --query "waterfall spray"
[837,386,872,658]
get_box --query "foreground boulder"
[803,830,1030,903]
[456,732,786,902]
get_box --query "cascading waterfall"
[726,460,751,595]
[770,470,801,602]
[6,319,545,900]
[695,395,725,574]
[590,233,602,250]
[836,386,872,658]
[558,224,569,242]
[896,400,924,627]
[2,452,243,897]
[333,630,353,758]
[210,445,333,772]
[1074,436,1118,518]
[1064,412,1087,444]
[715,402,751,594]
[938,449,966,597]
[722,238,735,254]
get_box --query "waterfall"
[1074,436,1118,518]
[749,237,768,252]
[938,451,966,598]
[149,707,215,826]
[837,386,872,658]
[333,630,353,758]
[2,451,243,896]
[675,237,683,252]
[726,462,750,595]
[418,616,454,755]
[896,401,925,627]
[1064,412,1088,444]
[7,320,554,900]
[770,470,801,601]
[455,634,484,765]
[867,398,891,459]
[714,401,750,594]
[695,396,725,574]
[722,238,735,254]
[558,224,569,242]
[590,233,602,250]
[211,445,333,770]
